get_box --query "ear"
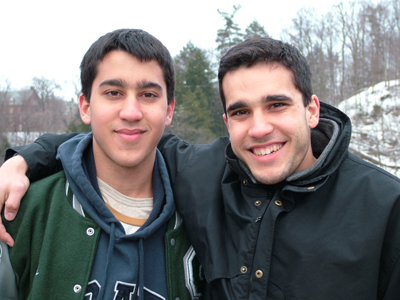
[307,95,320,129]
[223,113,230,132]
[79,94,91,125]
[164,99,175,127]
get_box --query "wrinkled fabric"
[159,102,400,300]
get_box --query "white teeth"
[253,144,282,156]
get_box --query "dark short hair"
[218,37,312,112]
[80,29,175,104]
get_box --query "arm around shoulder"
[0,132,78,246]
[5,132,79,182]
[0,155,30,246]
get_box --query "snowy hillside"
[338,79,400,177]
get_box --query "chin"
[253,171,286,185]
[257,178,281,185]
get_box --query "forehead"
[94,50,166,86]
[223,62,293,83]
[222,63,297,99]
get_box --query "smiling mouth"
[251,144,283,156]
[116,129,145,135]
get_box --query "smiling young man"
[1,37,400,299]
[222,63,319,185]
[0,29,204,300]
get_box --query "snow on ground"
[338,79,400,177]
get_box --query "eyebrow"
[226,94,293,114]
[226,101,247,114]
[135,80,163,92]
[98,79,163,92]
[264,94,293,102]
[99,79,127,88]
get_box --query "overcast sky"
[0,0,342,99]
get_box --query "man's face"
[222,63,319,185]
[80,50,174,173]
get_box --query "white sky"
[0,0,342,99]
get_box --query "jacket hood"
[226,102,352,189]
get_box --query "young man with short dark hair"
[0,29,204,300]
[2,37,400,299]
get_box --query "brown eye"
[107,90,121,97]
[143,92,157,98]
[270,103,285,109]
[232,109,248,116]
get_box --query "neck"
[93,153,155,199]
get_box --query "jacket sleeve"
[4,133,79,183]
[158,134,193,185]
[158,134,229,188]
[0,240,18,299]
[379,196,400,300]
[382,258,400,300]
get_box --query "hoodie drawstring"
[97,222,116,300]
[138,238,145,300]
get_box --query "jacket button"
[307,186,315,190]
[274,200,283,206]
[242,179,248,186]
[255,270,263,278]
[254,200,261,207]
[170,238,176,246]
[240,266,248,273]
[73,284,82,293]
[86,228,95,236]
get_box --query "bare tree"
[31,76,62,111]
[0,79,11,161]
[365,3,390,86]
[339,1,368,98]
[324,12,342,105]
[388,0,400,85]
[284,7,317,56]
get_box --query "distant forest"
[1,0,399,159]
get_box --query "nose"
[119,96,143,122]
[247,111,273,139]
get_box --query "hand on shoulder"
[0,155,30,246]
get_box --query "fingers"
[3,178,29,221]
[0,222,14,247]
[0,155,29,246]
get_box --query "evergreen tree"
[244,20,269,39]
[66,115,92,133]
[176,42,215,100]
[66,99,91,133]
[0,135,10,164]
[168,42,223,143]
[216,5,244,57]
